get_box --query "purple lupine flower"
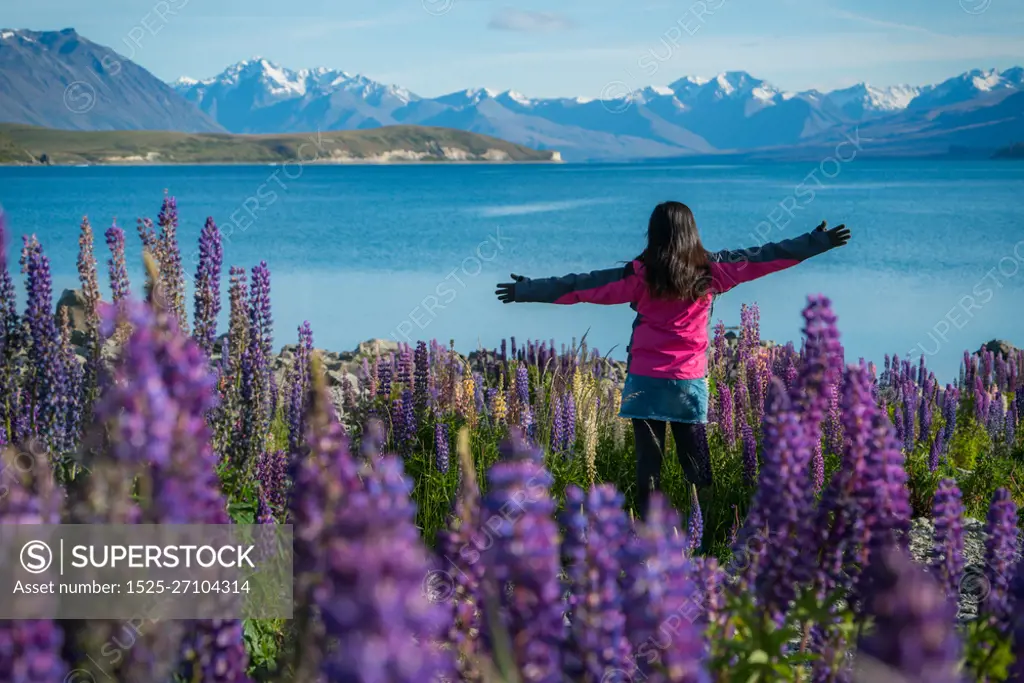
[856,546,963,683]
[435,421,450,474]
[256,449,288,515]
[319,455,454,683]
[619,493,709,683]
[137,216,158,258]
[982,488,1019,632]
[974,375,987,424]
[20,236,67,451]
[516,362,530,417]
[248,261,273,364]
[192,217,223,356]
[930,478,965,602]
[862,408,912,570]
[1007,397,1017,447]
[551,392,567,455]
[180,620,253,683]
[711,320,728,371]
[154,194,188,331]
[748,356,769,426]
[824,383,843,455]
[414,340,429,416]
[734,380,749,428]
[988,394,1006,443]
[687,485,704,556]
[929,431,945,472]
[692,557,726,630]
[811,440,825,492]
[95,298,225,522]
[754,380,816,617]
[393,389,417,455]
[893,405,905,446]
[341,374,356,415]
[562,485,632,682]
[740,302,761,359]
[902,382,919,454]
[77,216,102,404]
[941,385,958,443]
[983,350,995,388]
[286,322,314,456]
[789,298,842,495]
[718,383,735,447]
[741,421,758,486]
[731,379,791,590]
[58,308,84,446]
[481,430,564,682]
[397,342,413,389]
[239,262,274,461]
[918,389,933,447]
[378,359,393,399]
[226,266,248,365]
[0,442,68,683]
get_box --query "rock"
[908,516,1021,623]
[326,370,360,390]
[55,288,93,347]
[978,339,1021,359]
[355,339,401,357]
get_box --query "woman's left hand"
[495,273,525,303]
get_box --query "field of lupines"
[0,193,1023,682]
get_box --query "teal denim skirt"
[618,373,709,424]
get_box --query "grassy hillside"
[0,124,561,164]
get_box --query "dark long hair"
[636,201,711,300]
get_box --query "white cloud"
[487,9,576,32]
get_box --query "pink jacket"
[511,229,836,379]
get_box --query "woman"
[494,201,851,519]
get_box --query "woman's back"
[629,258,714,379]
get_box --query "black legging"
[632,419,712,520]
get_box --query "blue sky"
[8,0,1024,97]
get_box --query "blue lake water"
[1,160,1022,383]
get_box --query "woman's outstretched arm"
[495,262,643,305]
[709,221,850,294]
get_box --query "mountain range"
[0,28,221,133]
[2,28,1023,160]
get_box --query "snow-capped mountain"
[172,58,417,133]
[908,67,1024,111]
[820,83,923,120]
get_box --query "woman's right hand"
[495,273,526,303]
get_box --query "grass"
[0,123,560,165]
